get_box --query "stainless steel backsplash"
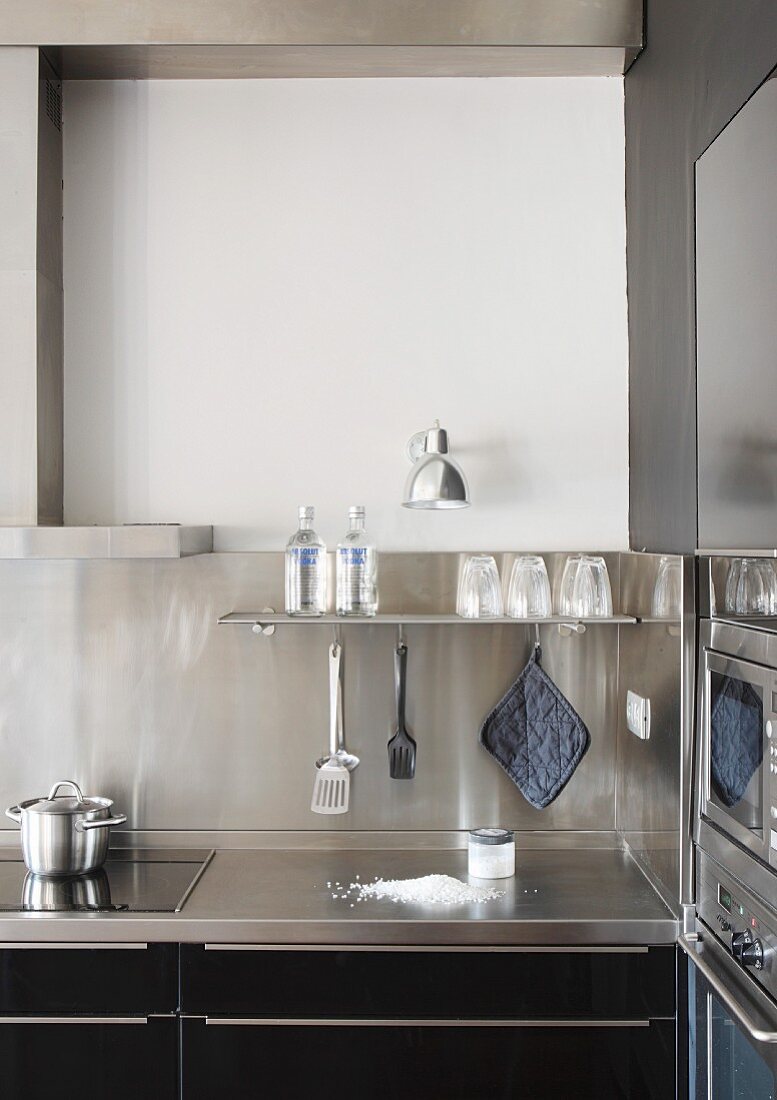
[0,552,683,851]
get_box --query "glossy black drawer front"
[0,1015,177,1100]
[181,1016,675,1100]
[181,946,675,1020]
[0,944,177,1014]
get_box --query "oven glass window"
[690,964,776,1099]
[710,993,775,1099]
[709,670,764,835]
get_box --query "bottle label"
[339,548,368,564]
[289,547,320,568]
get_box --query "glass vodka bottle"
[285,506,327,616]
[336,506,378,617]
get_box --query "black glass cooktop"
[0,849,212,913]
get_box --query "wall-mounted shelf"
[0,525,213,559]
[219,611,639,631]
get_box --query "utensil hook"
[533,623,542,661]
[397,623,406,648]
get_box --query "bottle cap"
[299,506,315,520]
[468,828,514,846]
[349,505,366,517]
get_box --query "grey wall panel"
[696,80,777,548]
[625,0,777,552]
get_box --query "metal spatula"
[311,642,356,814]
[388,643,416,779]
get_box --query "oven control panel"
[697,852,777,1002]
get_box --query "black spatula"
[388,643,416,779]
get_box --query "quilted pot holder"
[710,673,763,808]
[479,646,590,809]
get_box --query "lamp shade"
[402,424,470,509]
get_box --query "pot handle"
[5,806,21,825]
[47,780,85,802]
[78,814,127,831]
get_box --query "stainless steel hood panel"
[0,847,678,946]
[2,1,643,49]
[2,0,642,77]
[52,44,638,80]
[0,49,62,526]
[0,524,213,558]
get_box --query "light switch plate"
[626,690,651,740]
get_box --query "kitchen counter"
[0,846,678,946]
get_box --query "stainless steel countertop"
[0,847,678,946]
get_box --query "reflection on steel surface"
[0,552,682,861]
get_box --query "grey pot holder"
[479,647,590,810]
[710,674,763,808]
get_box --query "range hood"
[0,5,642,558]
[0,526,213,560]
[4,0,642,78]
[0,48,211,560]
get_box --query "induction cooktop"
[0,849,213,913]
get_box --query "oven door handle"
[679,932,777,1044]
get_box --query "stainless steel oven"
[697,618,777,870]
[690,606,777,1098]
[682,849,777,1100]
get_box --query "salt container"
[468,828,515,879]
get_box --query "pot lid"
[26,780,107,815]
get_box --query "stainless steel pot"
[22,869,114,911]
[5,780,127,876]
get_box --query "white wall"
[63,78,628,551]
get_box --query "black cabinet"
[0,942,675,1098]
[181,1016,673,1100]
[180,946,676,1100]
[0,943,177,1014]
[180,944,675,1020]
[0,944,178,1100]
[0,1016,178,1100]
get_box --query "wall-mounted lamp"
[402,420,470,510]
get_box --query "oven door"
[681,930,777,1099]
[700,648,771,864]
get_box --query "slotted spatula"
[388,643,416,779]
[311,642,354,814]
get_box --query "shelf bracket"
[557,622,586,636]
[250,608,277,637]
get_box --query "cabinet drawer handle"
[0,943,148,951]
[0,1016,148,1025]
[204,1017,652,1028]
[203,944,649,954]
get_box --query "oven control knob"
[741,940,764,970]
[732,932,764,969]
[731,931,752,960]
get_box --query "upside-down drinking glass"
[557,555,613,618]
[651,556,682,618]
[724,558,777,615]
[506,555,552,619]
[457,556,504,618]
